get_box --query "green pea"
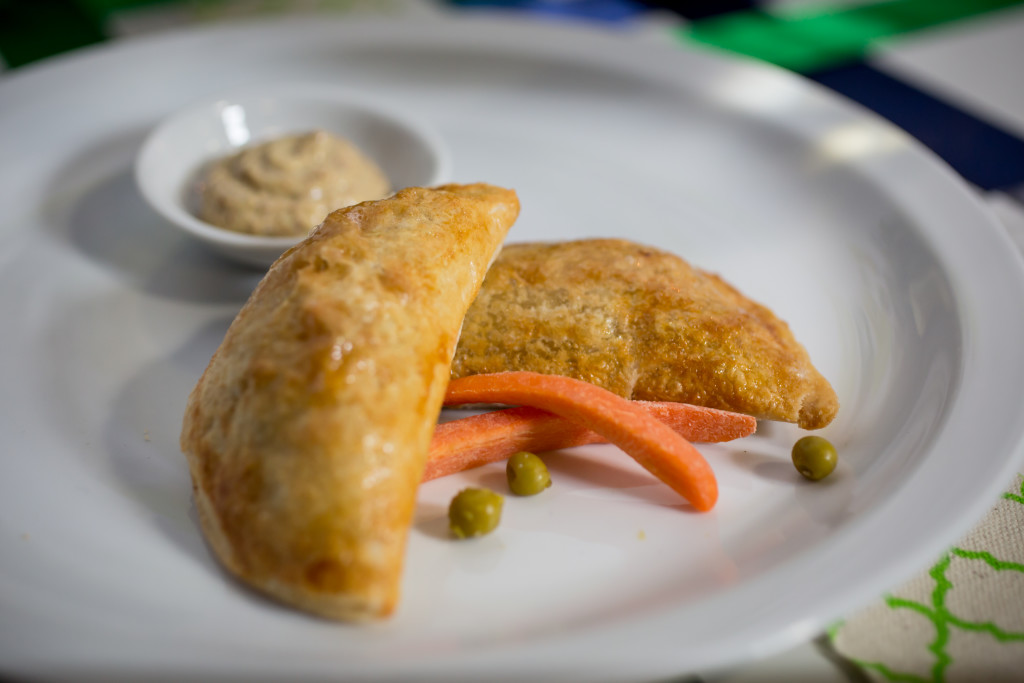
[448,488,503,538]
[791,435,838,481]
[506,451,552,496]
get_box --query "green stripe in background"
[678,0,1024,73]
[0,0,103,68]
[0,0,173,68]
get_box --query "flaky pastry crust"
[181,184,519,620]
[452,239,837,429]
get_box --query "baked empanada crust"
[451,239,837,429]
[181,184,519,620]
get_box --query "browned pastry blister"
[452,239,837,429]
[181,184,519,621]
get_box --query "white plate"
[2,15,1024,683]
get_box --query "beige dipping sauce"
[198,130,390,237]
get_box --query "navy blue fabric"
[636,0,759,20]
[452,0,760,20]
[808,61,1024,191]
[449,0,648,22]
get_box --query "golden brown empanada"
[181,184,519,620]
[452,239,837,429]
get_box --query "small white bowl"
[135,84,451,267]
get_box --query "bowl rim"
[133,81,453,250]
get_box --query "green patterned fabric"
[678,0,1024,72]
[832,475,1024,682]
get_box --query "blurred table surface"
[3,1,1023,681]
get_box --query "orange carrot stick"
[425,403,755,482]
[442,372,720,512]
